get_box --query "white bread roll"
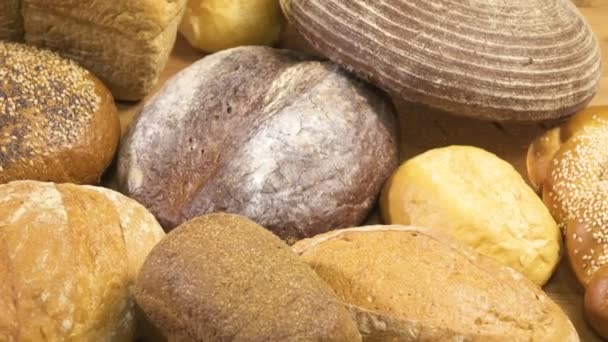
[0,181,165,341]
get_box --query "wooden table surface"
[116,3,608,341]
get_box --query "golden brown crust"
[0,42,120,185]
[0,181,165,341]
[584,266,608,340]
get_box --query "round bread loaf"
[280,0,601,122]
[0,181,165,341]
[381,145,561,286]
[117,46,398,242]
[135,213,361,341]
[293,226,579,341]
[0,42,120,185]
[527,106,608,339]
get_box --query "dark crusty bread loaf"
[117,46,398,242]
[0,0,22,40]
[135,213,361,341]
[0,42,120,185]
[280,0,601,122]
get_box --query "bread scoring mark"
[0,42,100,171]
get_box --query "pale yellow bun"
[0,181,165,341]
[381,145,561,286]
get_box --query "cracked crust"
[117,46,399,241]
[293,225,579,341]
[0,181,164,341]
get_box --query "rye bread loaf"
[0,41,120,185]
[135,213,361,341]
[0,181,165,341]
[293,226,579,341]
[19,0,187,100]
[280,0,602,122]
[117,46,398,242]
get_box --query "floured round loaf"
[117,46,398,242]
[381,146,561,286]
[0,42,120,185]
[0,181,165,341]
[135,213,361,341]
[293,226,579,341]
[280,0,602,122]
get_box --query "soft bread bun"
[527,106,608,339]
[0,42,120,185]
[20,0,187,100]
[0,0,21,40]
[135,213,361,341]
[292,226,579,341]
[0,181,165,341]
[381,146,561,286]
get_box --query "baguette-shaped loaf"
[293,226,579,341]
[0,181,165,341]
[21,0,187,100]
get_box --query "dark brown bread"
[0,42,120,185]
[135,213,361,341]
[117,46,398,242]
[280,0,602,122]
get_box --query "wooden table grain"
[117,3,608,341]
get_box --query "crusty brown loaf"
[20,0,187,100]
[293,226,579,341]
[0,0,22,40]
[0,181,165,341]
[281,0,601,122]
[0,41,120,185]
[117,46,398,241]
[135,213,361,341]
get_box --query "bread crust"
[0,42,120,185]
[293,225,579,341]
[117,46,398,241]
[0,0,22,40]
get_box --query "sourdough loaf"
[135,213,361,341]
[293,226,579,341]
[0,181,165,341]
[117,46,398,242]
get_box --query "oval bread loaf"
[117,46,398,242]
[0,41,120,185]
[381,145,561,286]
[135,213,361,341]
[0,181,165,341]
[293,226,579,341]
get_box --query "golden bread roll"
[0,0,22,40]
[0,181,165,341]
[179,0,284,53]
[21,0,187,100]
[135,213,361,341]
[527,106,608,339]
[293,226,579,341]
[0,42,120,185]
[381,146,561,286]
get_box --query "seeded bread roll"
[0,42,120,185]
[527,106,608,339]
[20,0,187,100]
[0,181,165,341]
[381,146,561,286]
[135,213,361,341]
[117,46,398,241]
[0,0,22,40]
[292,226,579,341]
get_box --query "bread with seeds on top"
[527,106,608,339]
[0,41,120,185]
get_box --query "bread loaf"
[135,213,361,341]
[117,46,398,242]
[281,0,601,122]
[293,226,579,341]
[0,0,21,40]
[20,0,187,100]
[0,181,165,341]
[0,41,120,185]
